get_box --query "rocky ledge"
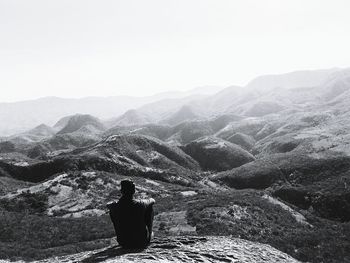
[38,236,300,263]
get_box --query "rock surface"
[37,236,300,263]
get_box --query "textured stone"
[37,236,300,263]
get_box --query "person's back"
[107,180,155,248]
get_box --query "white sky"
[1,0,350,102]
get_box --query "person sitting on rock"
[107,180,155,248]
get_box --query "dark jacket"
[107,196,155,248]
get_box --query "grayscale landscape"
[1,68,350,262]
[1,0,350,262]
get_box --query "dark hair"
[121,180,135,197]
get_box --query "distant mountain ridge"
[246,68,340,91]
[1,68,350,137]
[0,87,222,136]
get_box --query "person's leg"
[109,211,128,248]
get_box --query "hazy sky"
[1,0,350,102]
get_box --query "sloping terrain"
[56,114,105,135]
[237,101,286,117]
[0,134,202,186]
[27,124,55,138]
[165,121,214,145]
[135,95,207,123]
[226,132,256,151]
[0,141,16,153]
[161,105,200,126]
[105,114,240,146]
[110,109,153,127]
[0,171,176,218]
[5,124,56,145]
[105,124,172,141]
[216,117,269,140]
[0,115,107,158]
[211,153,350,189]
[89,134,200,171]
[182,136,255,171]
[0,176,33,196]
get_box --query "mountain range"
[0,68,350,262]
[0,86,223,136]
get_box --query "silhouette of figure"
[107,180,155,248]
